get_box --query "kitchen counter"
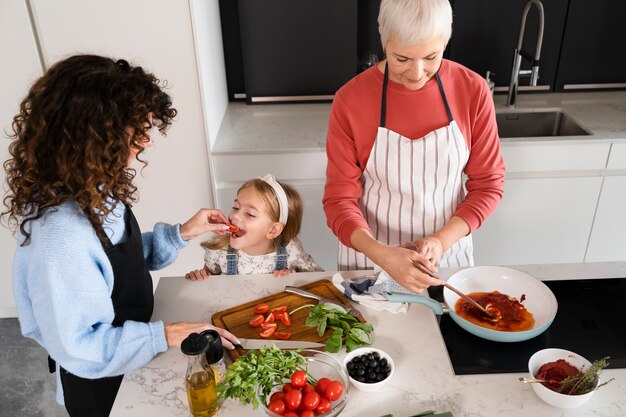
[111,262,626,417]
[213,91,626,154]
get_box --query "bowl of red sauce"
[528,348,598,408]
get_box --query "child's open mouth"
[231,229,246,238]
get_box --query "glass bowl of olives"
[343,347,394,392]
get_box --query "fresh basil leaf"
[326,328,344,353]
[348,327,372,345]
[320,303,347,314]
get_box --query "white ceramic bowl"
[528,348,598,409]
[343,347,394,392]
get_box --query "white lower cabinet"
[473,176,603,265]
[585,176,626,262]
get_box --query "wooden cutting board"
[212,279,367,360]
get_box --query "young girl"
[185,174,323,279]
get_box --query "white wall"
[0,0,228,317]
[0,0,44,317]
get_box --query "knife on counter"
[236,338,325,350]
[284,286,365,320]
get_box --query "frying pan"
[384,266,558,342]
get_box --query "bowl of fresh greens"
[255,350,350,417]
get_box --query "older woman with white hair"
[323,0,506,293]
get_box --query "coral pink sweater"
[323,59,506,248]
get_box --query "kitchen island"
[111,263,626,417]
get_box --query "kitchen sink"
[496,110,592,138]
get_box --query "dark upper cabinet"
[236,0,357,102]
[448,0,568,90]
[555,0,626,91]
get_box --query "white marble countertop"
[112,263,626,417]
[213,91,626,154]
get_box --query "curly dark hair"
[2,54,177,245]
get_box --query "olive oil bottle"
[181,333,219,417]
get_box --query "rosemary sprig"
[557,357,614,395]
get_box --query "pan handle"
[383,292,445,315]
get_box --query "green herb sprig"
[292,303,374,352]
[558,357,614,395]
[217,345,306,409]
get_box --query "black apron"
[50,207,154,417]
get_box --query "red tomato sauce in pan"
[454,291,535,331]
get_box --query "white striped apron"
[338,68,474,270]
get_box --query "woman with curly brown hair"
[2,54,239,416]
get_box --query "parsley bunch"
[303,303,374,352]
[217,345,305,409]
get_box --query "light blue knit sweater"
[12,200,187,404]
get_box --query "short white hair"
[378,0,453,48]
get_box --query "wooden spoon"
[412,261,495,318]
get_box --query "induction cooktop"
[429,277,626,375]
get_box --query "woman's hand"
[401,236,444,268]
[374,245,443,293]
[164,322,240,350]
[273,269,295,278]
[185,265,211,281]
[180,208,231,241]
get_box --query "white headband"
[260,174,288,225]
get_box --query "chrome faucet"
[506,0,545,108]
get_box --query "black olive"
[356,368,365,376]
[352,356,361,363]
[379,358,388,367]
[347,362,354,370]
[372,352,380,361]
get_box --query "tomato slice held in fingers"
[249,314,264,327]
[275,331,291,340]
[280,311,292,326]
[253,303,269,314]
[259,326,277,338]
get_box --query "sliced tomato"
[248,314,264,327]
[253,303,269,314]
[275,331,291,340]
[261,322,277,330]
[259,326,277,338]
[225,222,240,233]
[264,312,275,323]
[272,305,288,314]
[280,311,292,326]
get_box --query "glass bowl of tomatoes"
[256,350,350,417]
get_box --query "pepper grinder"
[201,330,226,384]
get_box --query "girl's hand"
[273,269,295,278]
[185,265,211,281]
[180,208,231,241]
[164,322,240,350]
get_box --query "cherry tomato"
[249,314,264,327]
[283,412,298,417]
[259,326,276,338]
[302,384,316,393]
[282,383,295,393]
[253,303,269,314]
[264,312,276,323]
[280,311,292,326]
[226,222,240,233]
[272,306,288,314]
[267,399,286,415]
[315,378,331,396]
[315,398,331,415]
[290,370,308,389]
[275,331,292,340]
[270,391,286,403]
[261,322,277,330]
[283,389,302,411]
[302,391,320,410]
[299,411,315,417]
[324,380,344,401]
